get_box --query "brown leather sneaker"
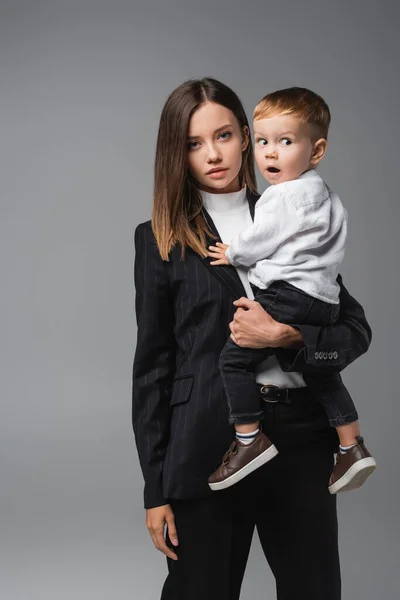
[208,432,278,491]
[328,436,377,494]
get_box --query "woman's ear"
[242,126,250,151]
[310,138,328,166]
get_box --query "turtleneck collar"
[200,186,248,215]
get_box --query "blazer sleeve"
[132,222,176,509]
[280,274,372,373]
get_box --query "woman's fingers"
[150,526,178,560]
[229,299,282,348]
[146,506,178,561]
[209,243,228,250]
[233,297,257,310]
[165,513,179,547]
[208,246,224,254]
[230,329,238,344]
[207,244,230,265]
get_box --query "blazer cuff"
[144,482,168,510]
[281,324,344,372]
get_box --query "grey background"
[1,0,398,598]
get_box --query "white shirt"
[226,170,347,304]
[201,186,306,388]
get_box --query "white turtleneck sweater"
[201,186,306,388]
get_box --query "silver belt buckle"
[260,384,280,403]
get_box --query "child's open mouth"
[267,167,281,173]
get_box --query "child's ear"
[310,138,328,166]
[241,126,250,151]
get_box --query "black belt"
[258,384,311,404]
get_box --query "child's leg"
[218,282,298,427]
[336,419,361,447]
[304,372,359,431]
[235,422,260,434]
[304,373,376,493]
[234,421,261,446]
[219,337,270,427]
[208,339,278,491]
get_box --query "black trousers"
[160,392,341,600]
[219,281,359,428]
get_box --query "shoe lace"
[222,441,238,466]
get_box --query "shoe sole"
[208,445,278,491]
[328,457,377,494]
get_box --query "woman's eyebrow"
[214,123,233,133]
[187,124,233,140]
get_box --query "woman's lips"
[207,168,228,179]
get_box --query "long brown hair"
[152,77,258,260]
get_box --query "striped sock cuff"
[236,428,260,439]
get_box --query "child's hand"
[207,242,231,266]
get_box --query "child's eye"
[218,131,232,141]
[281,138,292,146]
[257,138,267,146]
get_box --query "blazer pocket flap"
[170,376,194,407]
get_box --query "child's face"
[253,114,320,185]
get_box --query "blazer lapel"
[198,188,259,299]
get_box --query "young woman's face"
[187,101,249,194]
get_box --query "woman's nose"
[206,143,222,162]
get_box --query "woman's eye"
[281,138,292,146]
[188,141,200,150]
[218,131,232,141]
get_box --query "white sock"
[339,443,357,454]
[236,428,260,446]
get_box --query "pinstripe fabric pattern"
[132,190,372,509]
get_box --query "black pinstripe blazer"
[132,189,371,509]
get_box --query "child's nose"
[265,147,278,159]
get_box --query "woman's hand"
[146,504,179,560]
[229,297,304,349]
[207,242,231,266]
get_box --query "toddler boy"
[207,87,376,494]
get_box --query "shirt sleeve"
[226,190,303,267]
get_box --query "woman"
[132,78,371,600]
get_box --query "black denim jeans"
[219,280,359,428]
